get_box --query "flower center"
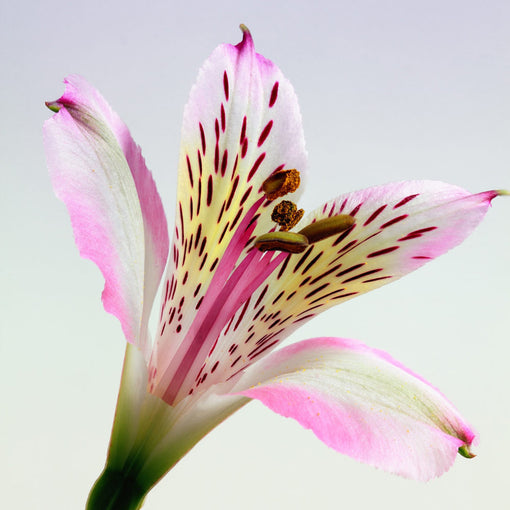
[256,169,355,253]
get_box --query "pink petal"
[236,337,476,481]
[150,27,306,399]
[43,76,169,348]
[201,181,501,382]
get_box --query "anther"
[271,200,304,231]
[262,169,301,201]
[254,231,309,254]
[298,215,355,243]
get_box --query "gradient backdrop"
[2,1,509,508]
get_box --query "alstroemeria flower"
[44,27,504,509]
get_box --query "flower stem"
[86,467,148,510]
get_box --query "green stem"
[86,468,148,510]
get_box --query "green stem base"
[86,468,148,510]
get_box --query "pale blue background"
[2,1,509,508]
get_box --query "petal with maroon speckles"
[200,181,500,385]
[151,27,306,402]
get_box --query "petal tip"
[238,24,254,50]
[45,100,61,113]
[458,444,476,459]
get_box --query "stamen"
[298,215,355,243]
[262,169,301,200]
[255,231,309,253]
[271,200,304,231]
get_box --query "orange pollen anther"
[271,200,304,231]
[262,169,301,200]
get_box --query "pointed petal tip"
[45,100,61,113]
[495,189,510,197]
[458,444,476,459]
[238,24,254,49]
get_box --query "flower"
[44,26,504,509]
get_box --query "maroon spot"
[286,291,297,301]
[186,155,194,187]
[412,255,432,260]
[272,291,285,305]
[197,179,202,215]
[241,139,248,158]
[215,118,220,140]
[349,202,363,217]
[168,308,176,324]
[309,287,348,304]
[210,258,219,272]
[195,224,202,248]
[211,360,220,373]
[364,205,387,226]
[302,252,323,274]
[230,355,242,367]
[328,202,336,217]
[197,149,203,176]
[218,223,229,243]
[225,175,240,211]
[228,344,238,354]
[221,149,228,176]
[248,339,279,359]
[277,255,291,279]
[176,324,182,333]
[199,253,207,270]
[335,263,365,278]
[239,186,252,206]
[231,154,239,178]
[293,246,314,273]
[223,71,229,101]
[299,276,311,287]
[217,201,226,223]
[214,143,219,173]
[380,214,408,229]
[269,81,279,107]
[160,322,166,336]
[199,123,206,155]
[293,314,315,324]
[332,225,355,247]
[229,208,244,231]
[234,299,251,331]
[196,296,204,309]
[305,283,330,300]
[189,197,193,220]
[183,271,188,285]
[253,306,265,321]
[193,283,202,297]
[339,198,348,212]
[367,246,400,258]
[398,226,438,242]
[363,275,393,283]
[338,239,358,254]
[342,268,382,283]
[179,202,184,242]
[248,153,266,181]
[309,263,343,285]
[221,104,226,132]
[255,285,269,308]
[331,292,359,300]
[394,194,419,209]
[199,238,207,257]
[257,120,273,147]
[240,116,247,143]
[207,175,213,206]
